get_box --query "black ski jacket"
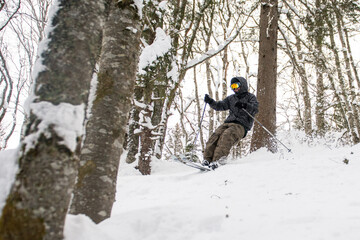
[208,77,259,133]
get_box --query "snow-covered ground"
[1,131,360,240]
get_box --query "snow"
[24,101,85,152]
[31,0,61,83]
[2,131,360,240]
[186,32,238,70]
[158,1,168,11]
[133,0,144,19]
[0,149,18,211]
[21,1,86,153]
[138,27,172,74]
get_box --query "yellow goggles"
[231,82,241,90]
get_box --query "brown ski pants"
[204,123,245,162]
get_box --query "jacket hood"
[230,77,248,94]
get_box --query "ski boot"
[201,160,218,170]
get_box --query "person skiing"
[203,76,259,169]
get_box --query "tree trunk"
[280,15,312,135]
[221,46,229,122]
[126,0,171,174]
[294,28,312,135]
[0,1,104,239]
[251,0,278,152]
[138,108,153,175]
[314,0,326,136]
[333,1,360,140]
[325,10,359,143]
[206,60,215,135]
[194,67,205,153]
[69,0,141,223]
[125,97,141,164]
[204,5,215,135]
[343,26,360,90]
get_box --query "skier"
[203,77,259,169]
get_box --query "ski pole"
[242,108,292,153]
[193,103,207,147]
[191,103,207,162]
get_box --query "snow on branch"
[184,4,258,71]
[185,32,239,70]
[24,101,85,152]
[138,27,172,75]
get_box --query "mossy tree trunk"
[0,0,105,239]
[69,0,141,223]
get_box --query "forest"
[0,0,360,239]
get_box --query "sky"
[1,130,360,240]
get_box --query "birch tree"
[201,0,216,135]
[0,1,105,239]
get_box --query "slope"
[63,132,360,240]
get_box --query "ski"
[172,156,212,171]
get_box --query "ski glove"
[204,94,215,104]
[236,102,247,109]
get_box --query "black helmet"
[230,77,248,93]
[230,77,246,85]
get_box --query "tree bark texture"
[251,0,278,152]
[69,0,141,223]
[221,46,229,122]
[135,1,173,175]
[138,109,153,175]
[314,0,326,136]
[204,5,215,135]
[125,0,160,168]
[0,0,105,239]
[125,102,141,164]
[333,3,360,140]
[194,67,205,152]
[325,11,359,143]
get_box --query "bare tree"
[331,0,360,140]
[0,0,20,32]
[202,1,216,135]
[324,3,359,143]
[0,0,52,149]
[156,0,258,163]
[312,0,327,136]
[0,0,21,149]
[278,16,312,135]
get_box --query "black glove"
[236,102,247,109]
[204,94,214,104]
